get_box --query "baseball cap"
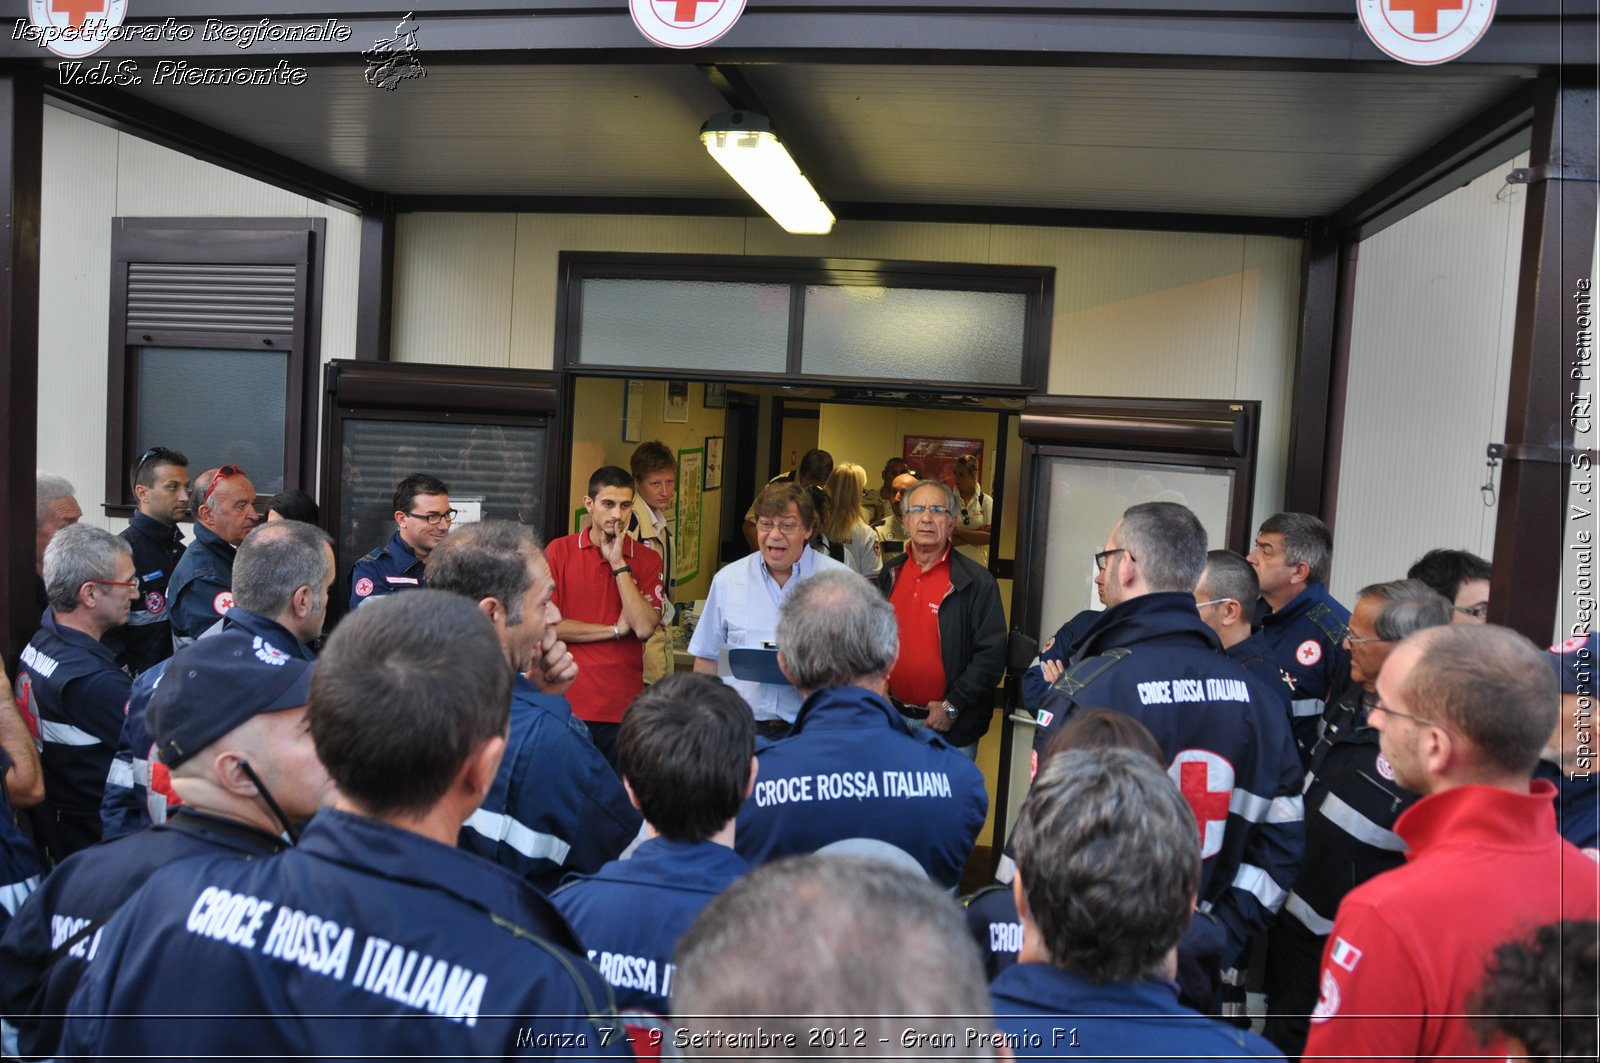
[1547,632,1595,698]
[148,630,314,767]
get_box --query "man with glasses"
[1033,502,1303,1017]
[1194,549,1295,716]
[547,466,665,770]
[874,479,1006,757]
[168,465,259,648]
[349,473,451,610]
[692,482,849,737]
[14,525,138,864]
[1302,624,1599,1063]
[1246,512,1351,766]
[107,446,189,677]
[1263,579,1450,1058]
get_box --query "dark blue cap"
[1548,632,1595,698]
[148,629,314,767]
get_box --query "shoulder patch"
[212,591,234,616]
[1375,753,1394,781]
[1295,639,1323,666]
[354,577,375,598]
[1330,936,1362,972]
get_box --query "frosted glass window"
[337,419,547,581]
[1035,457,1235,640]
[134,346,287,495]
[578,279,790,372]
[802,286,1027,384]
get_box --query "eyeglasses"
[88,579,139,591]
[1369,696,1443,730]
[906,504,952,516]
[756,518,804,535]
[200,465,244,508]
[1093,548,1130,572]
[1195,597,1235,610]
[1345,631,1390,646]
[1453,604,1490,619]
[405,509,458,526]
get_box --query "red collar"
[1396,781,1560,858]
[580,530,634,556]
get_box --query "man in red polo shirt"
[874,479,1006,757]
[547,465,664,770]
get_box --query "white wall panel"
[392,214,516,367]
[37,106,360,527]
[1331,157,1527,604]
[509,215,745,370]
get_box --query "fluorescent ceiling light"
[699,111,835,235]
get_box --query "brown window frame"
[103,217,325,516]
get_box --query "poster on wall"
[674,447,703,584]
[704,436,724,491]
[903,435,984,485]
[664,381,690,423]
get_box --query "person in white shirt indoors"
[820,462,882,577]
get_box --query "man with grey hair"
[875,478,1007,756]
[995,747,1281,1058]
[673,854,1003,1059]
[1263,578,1450,1056]
[1034,502,1303,1013]
[99,520,335,839]
[167,465,260,648]
[22,474,83,652]
[1303,625,1598,1062]
[14,525,137,864]
[1194,549,1294,715]
[1247,512,1351,763]
[735,569,987,888]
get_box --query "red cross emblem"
[213,591,235,616]
[26,0,128,59]
[630,0,747,49]
[51,0,106,27]
[1358,0,1495,66]
[1170,749,1235,859]
[1296,639,1323,666]
[1388,0,1466,35]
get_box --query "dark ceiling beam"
[1325,81,1537,241]
[44,85,374,213]
[387,194,1309,238]
[4,2,1583,67]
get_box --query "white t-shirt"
[955,488,993,568]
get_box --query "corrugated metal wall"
[1330,156,1529,606]
[394,214,1303,532]
[36,106,361,531]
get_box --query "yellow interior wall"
[568,378,728,605]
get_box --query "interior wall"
[568,378,728,605]
[392,213,1303,538]
[1330,155,1529,606]
[36,106,361,534]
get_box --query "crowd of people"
[0,444,1593,1060]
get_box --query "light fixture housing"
[699,111,835,235]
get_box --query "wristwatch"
[941,700,959,721]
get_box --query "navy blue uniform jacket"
[61,809,628,1060]
[553,837,748,1015]
[349,530,426,610]
[106,511,186,677]
[99,609,315,841]
[16,611,132,862]
[1254,583,1350,763]
[0,807,287,1059]
[0,746,42,939]
[735,685,989,888]
[1020,608,1099,714]
[1034,593,1304,962]
[167,522,238,646]
[458,675,641,893]
[992,963,1284,1060]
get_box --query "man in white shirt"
[690,482,849,738]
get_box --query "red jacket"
[1303,781,1599,1062]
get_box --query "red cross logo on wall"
[1169,749,1235,859]
[51,0,106,28]
[667,0,715,23]
[1387,0,1466,36]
